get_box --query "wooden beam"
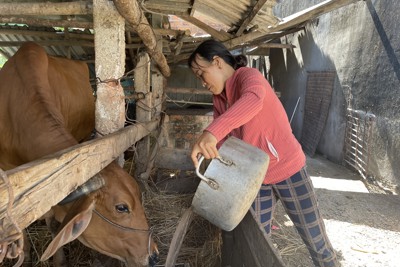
[179,15,233,41]
[0,28,185,42]
[0,48,11,59]
[0,28,94,40]
[222,212,286,266]
[0,16,92,29]
[0,121,159,238]
[276,0,362,31]
[248,27,306,46]
[166,99,212,106]
[0,40,94,47]
[165,87,211,95]
[245,47,270,56]
[113,0,171,77]
[224,0,362,49]
[243,44,294,56]
[257,43,295,49]
[167,52,192,64]
[0,41,147,51]
[190,0,198,16]
[154,28,191,37]
[236,0,269,37]
[142,0,191,12]
[165,207,195,266]
[241,43,295,56]
[0,1,92,16]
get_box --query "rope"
[0,168,24,267]
[93,208,154,257]
[93,57,152,87]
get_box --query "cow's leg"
[45,217,68,267]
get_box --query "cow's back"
[0,42,95,170]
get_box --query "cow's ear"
[40,200,95,261]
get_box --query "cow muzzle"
[92,209,158,266]
[148,251,159,267]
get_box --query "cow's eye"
[115,204,130,213]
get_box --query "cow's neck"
[8,100,80,169]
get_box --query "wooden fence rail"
[0,120,158,240]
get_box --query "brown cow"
[0,42,158,267]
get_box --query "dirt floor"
[270,154,400,267]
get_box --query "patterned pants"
[251,167,338,267]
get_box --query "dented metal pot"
[192,136,269,231]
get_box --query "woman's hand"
[191,131,219,168]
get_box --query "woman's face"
[191,54,225,95]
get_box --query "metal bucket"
[192,136,269,231]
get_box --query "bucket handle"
[195,156,220,190]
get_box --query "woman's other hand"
[191,131,219,168]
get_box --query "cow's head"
[41,162,158,267]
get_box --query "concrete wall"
[155,110,213,171]
[270,0,400,192]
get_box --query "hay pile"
[141,179,222,267]
[2,220,99,267]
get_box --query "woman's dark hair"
[188,39,247,70]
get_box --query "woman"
[188,39,338,267]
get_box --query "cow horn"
[59,174,105,205]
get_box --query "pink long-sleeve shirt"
[205,67,305,184]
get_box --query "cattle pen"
[2,0,400,267]
[0,118,284,267]
[0,121,158,263]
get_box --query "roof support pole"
[93,0,126,159]
[134,53,151,177]
[113,0,170,77]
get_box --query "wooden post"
[134,52,151,177]
[222,212,286,267]
[93,0,126,136]
[152,36,166,119]
[139,36,166,180]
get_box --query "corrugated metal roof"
[0,24,94,61]
[0,0,361,64]
[143,0,279,32]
